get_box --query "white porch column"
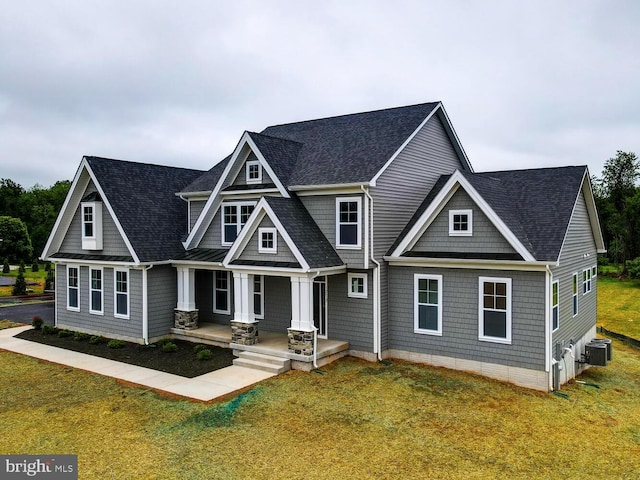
[176,266,196,311]
[290,276,314,331]
[233,271,256,324]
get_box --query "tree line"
[0,178,70,264]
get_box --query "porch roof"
[173,248,228,263]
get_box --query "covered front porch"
[170,322,349,370]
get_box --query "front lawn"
[0,263,50,296]
[598,276,640,340]
[1,338,639,478]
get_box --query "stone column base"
[288,328,314,356]
[174,309,199,330]
[231,321,259,345]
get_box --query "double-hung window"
[348,273,368,299]
[114,269,129,318]
[213,270,230,314]
[572,273,579,317]
[336,197,361,248]
[479,277,511,343]
[414,274,443,335]
[67,266,79,311]
[449,209,473,236]
[81,200,103,250]
[254,275,264,319]
[583,268,592,294]
[258,228,277,254]
[89,267,103,315]
[552,280,559,332]
[222,202,255,245]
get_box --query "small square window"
[258,227,277,254]
[449,209,472,236]
[348,273,367,298]
[246,160,262,184]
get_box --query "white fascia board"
[244,134,291,199]
[52,258,141,268]
[289,182,368,193]
[220,188,280,198]
[369,104,440,187]
[436,105,474,173]
[384,256,552,272]
[171,261,224,269]
[390,171,536,262]
[229,264,346,277]
[222,198,311,271]
[42,158,89,259]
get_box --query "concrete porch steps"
[233,351,291,374]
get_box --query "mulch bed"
[16,329,236,378]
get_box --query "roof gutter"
[384,255,554,271]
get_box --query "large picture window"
[89,267,103,315]
[213,270,230,314]
[114,269,129,318]
[222,202,256,245]
[414,274,443,335]
[336,197,361,248]
[67,266,79,311]
[479,277,511,343]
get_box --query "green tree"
[0,179,24,218]
[2,257,9,274]
[12,262,27,295]
[0,216,33,263]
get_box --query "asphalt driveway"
[0,301,55,325]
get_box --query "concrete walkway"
[0,326,275,402]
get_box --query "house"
[41,102,605,391]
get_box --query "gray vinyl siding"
[195,269,234,325]
[388,266,547,370]
[299,194,364,268]
[237,217,298,264]
[550,190,598,348]
[411,189,517,255]
[147,265,177,339]
[199,208,224,248]
[190,200,207,232]
[327,272,374,351]
[59,181,130,256]
[262,276,292,333]
[371,113,466,351]
[230,152,274,187]
[56,264,144,341]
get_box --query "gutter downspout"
[362,186,382,361]
[142,265,154,345]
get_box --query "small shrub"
[89,335,107,345]
[196,348,212,361]
[31,316,43,330]
[2,258,9,274]
[42,325,57,335]
[107,339,126,349]
[162,342,178,353]
[193,344,207,353]
[627,257,640,279]
[31,262,39,272]
[12,269,27,296]
[156,337,174,346]
[57,329,73,338]
[73,332,90,341]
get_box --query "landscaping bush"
[193,344,207,353]
[12,268,26,295]
[42,325,57,335]
[57,329,73,338]
[2,258,9,274]
[107,339,126,349]
[31,261,39,272]
[161,342,178,353]
[196,348,212,361]
[31,316,43,330]
[89,335,107,345]
[73,332,90,341]
[627,257,640,279]
[156,337,174,347]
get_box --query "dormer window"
[246,160,262,184]
[81,192,103,250]
[449,209,472,236]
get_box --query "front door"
[313,276,327,338]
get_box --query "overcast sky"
[1,0,638,188]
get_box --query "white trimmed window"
[552,280,559,332]
[414,274,443,335]
[572,273,579,317]
[449,209,472,236]
[81,201,103,250]
[592,265,597,277]
[258,227,277,254]
[253,275,264,319]
[348,273,368,299]
[583,268,592,294]
[479,277,511,344]
[222,202,256,245]
[89,267,103,315]
[246,160,262,184]
[67,265,79,311]
[213,270,230,314]
[336,197,362,248]
[114,269,129,319]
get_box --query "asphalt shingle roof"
[85,156,204,262]
[263,196,343,269]
[180,155,231,194]
[389,166,588,262]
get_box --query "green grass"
[598,276,640,340]
[0,320,23,329]
[0,263,51,297]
